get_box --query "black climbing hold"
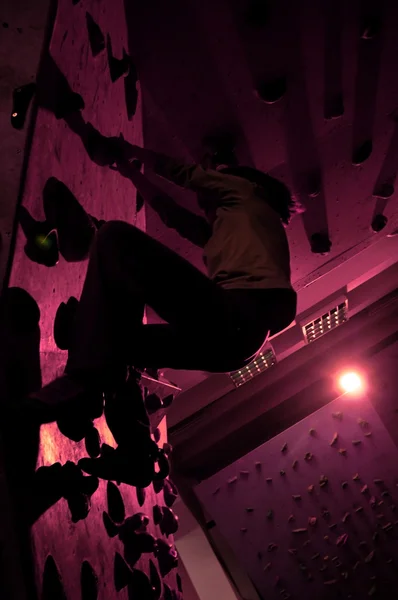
[149,560,162,600]
[136,193,145,213]
[160,506,179,536]
[145,393,163,414]
[120,513,150,536]
[81,561,98,600]
[245,0,269,27]
[2,287,40,333]
[361,16,382,40]
[42,555,67,600]
[57,389,103,442]
[54,296,79,351]
[164,584,173,600]
[305,171,322,198]
[162,394,174,409]
[107,481,126,524]
[124,60,138,120]
[135,532,156,554]
[61,462,99,523]
[163,442,173,457]
[86,12,105,57]
[85,427,101,458]
[163,479,178,507]
[155,539,179,577]
[58,415,94,442]
[153,505,163,525]
[137,487,146,507]
[352,140,373,165]
[255,77,286,104]
[107,35,130,82]
[19,205,59,267]
[371,213,388,233]
[114,552,132,591]
[176,572,183,593]
[153,478,164,494]
[310,232,332,255]
[325,95,344,120]
[373,183,394,199]
[11,82,36,129]
[103,511,119,538]
[128,568,154,600]
[153,428,161,443]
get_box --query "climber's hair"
[219,166,303,225]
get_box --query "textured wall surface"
[197,396,398,599]
[7,0,180,598]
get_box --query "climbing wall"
[197,397,398,600]
[6,0,182,598]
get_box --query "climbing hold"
[339,448,347,456]
[288,548,298,555]
[160,506,179,536]
[149,561,162,599]
[280,470,286,476]
[308,484,315,493]
[137,487,146,507]
[288,514,295,523]
[352,439,362,446]
[80,561,98,600]
[304,452,313,462]
[263,562,272,571]
[292,528,308,534]
[361,16,382,40]
[255,461,262,469]
[11,82,36,130]
[155,539,179,576]
[107,35,130,82]
[370,496,377,508]
[303,540,311,547]
[373,183,394,199]
[153,428,161,443]
[292,460,298,469]
[381,490,390,497]
[325,95,344,120]
[114,552,132,591]
[329,523,337,530]
[163,479,178,507]
[364,550,375,564]
[336,532,349,546]
[103,511,119,538]
[353,473,360,481]
[309,428,316,436]
[352,140,373,165]
[267,510,274,520]
[341,481,348,489]
[373,479,383,485]
[383,522,393,532]
[42,555,67,600]
[358,418,369,428]
[281,442,288,453]
[361,484,369,494]
[323,535,329,542]
[266,478,273,483]
[308,517,317,527]
[123,513,150,534]
[332,411,343,420]
[292,495,302,501]
[365,431,373,437]
[342,512,350,523]
[153,505,163,526]
[212,487,220,495]
[368,585,377,597]
[246,507,254,513]
[240,527,248,533]
[310,232,332,255]
[255,77,286,104]
[145,393,163,415]
[86,12,105,57]
[268,543,278,552]
[240,470,250,478]
[330,432,339,446]
[324,579,337,586]
[353,561,361,570]
[107,482,125,524]
[321,508,330,520]
[85,427,101,459]
[355,506,364,513]
[319,475,328,488]
[153,478,164,494]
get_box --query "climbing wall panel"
[197,397,398,600]
[6,0,182,598]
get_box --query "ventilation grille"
[303,300,348,344]
[229,347,277,388]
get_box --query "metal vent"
[229,347,276,388]
[303,300,348,344]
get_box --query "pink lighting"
[339,371,363,395]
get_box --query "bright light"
[339,372,363,394]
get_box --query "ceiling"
[122,0,398,396]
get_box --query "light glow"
[339,371,363,394]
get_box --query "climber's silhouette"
[28,138,299,420]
